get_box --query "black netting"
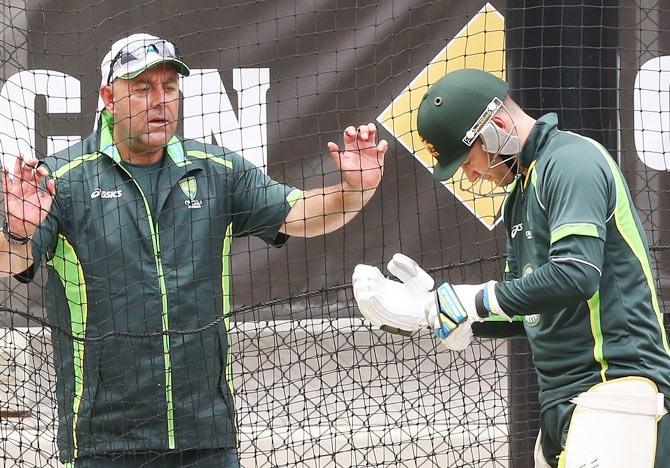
[0,1,668,467]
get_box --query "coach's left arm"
[281,123,388,238]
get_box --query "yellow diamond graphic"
[377,3,506,230]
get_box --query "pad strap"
[570,392,667,418]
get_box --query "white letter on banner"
[181,68,270,171]
[634,56,670,171]
[0,71,81,169]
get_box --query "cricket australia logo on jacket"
[179,176,202,208]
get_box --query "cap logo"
[422,139,440,159]
[462,97,502,146]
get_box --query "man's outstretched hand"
[2,155,55,239]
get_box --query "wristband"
[474,289,489,319]
[480,281,512,321]
[2,219,32,245]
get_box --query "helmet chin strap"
[479,121,521,155]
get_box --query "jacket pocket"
[90,335,167,447]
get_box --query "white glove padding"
[352,253,436,333]
[429,283,486,351]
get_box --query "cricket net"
[0,1,668,467]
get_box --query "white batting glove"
[353,253,512,351]
[352,253,435,334]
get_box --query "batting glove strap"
[478,281,512,321]
[433,283,467,340]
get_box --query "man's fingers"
[343,126,357,145]
[327,142,339,155]
[35,164,49,178]
[366,122,377,140]
[357,125,369,141]
[355,123,379,146]
[344,126,357,136]
[10,156,49,197]
[377,139,389,156]
[339,123,384,155]
[33,164,53,193]
[1,168,10,215]
[2,167,10,192]
[13,156,39,197]
[20,157,36,180]
[22,156,39,168]
[11,155,22,180]
[44,179,56,197]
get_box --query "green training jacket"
[494,113,670,414]
[23,111,302,462]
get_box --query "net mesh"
[0,1,668,467]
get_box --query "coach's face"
[102,63,180,161]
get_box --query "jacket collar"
[98,110,202,212]
[520,112,559,169]
[98,109,190,168]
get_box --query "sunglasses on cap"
[106,39,185,85]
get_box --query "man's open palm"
[2,155,56,238]
[327,123,388,191]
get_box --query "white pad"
[533,430,552,468]
[564,377,667,468]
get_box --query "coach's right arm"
[0,155,56,277]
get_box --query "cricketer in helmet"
[353,68,670,468]
[416,68,536,194]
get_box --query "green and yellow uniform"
[494,113,670,465]
[20,110,302,464]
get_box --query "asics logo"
[511,223,523,238]
[91,188,123,199]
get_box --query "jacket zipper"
[120,166,176,450]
